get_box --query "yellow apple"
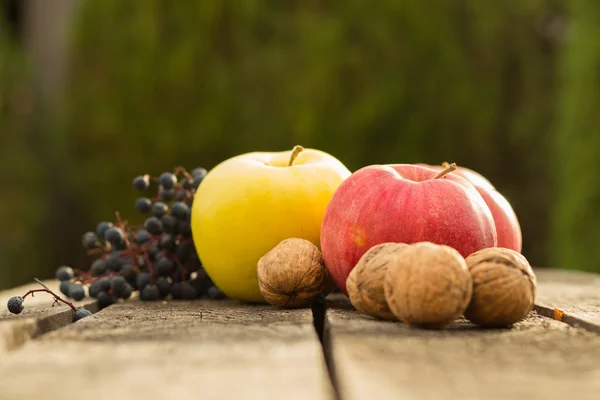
[191,146,351,303]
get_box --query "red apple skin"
[419,164,522,252]
[320,164,498,293]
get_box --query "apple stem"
[433,162,457,179]
[288,145,304,166]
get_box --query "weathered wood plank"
[534,269,600,331]
[0,280,97,354]
[0,299,334,400]
[326,297,600,400]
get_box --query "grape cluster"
[7,167,227,318]
[60,167,226,307]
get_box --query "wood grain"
[0,299,334,400]
[534,268,600,332]
[0,280,97,354]
[325,295,600,400]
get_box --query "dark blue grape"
[177,221,192,237]
[170,282,183,299]
[60,281,72,297]
[160,189,175,201]
[175,190,188,201]
[7,296,24,314]
[122,284,133,299]
[133,175,150,191]
[156,258,174,277]
[110,276,127,297]
[140,284,160,301]
[170,202,190,220]
[55,266,74,281]
[175,240,194,263]
[73,308,92,322]
[161,215,176,234]
[104,227,124,246]
[181,282,197,300]
[191,167,207,178]
[136,272,151,291]
[155,277,171,298]
[151,202,169,218]
[159,234,175,250]
[96,222,113,239]
[189,276,211,297]
[135,229,151,244]
[69,284,86,301]
[136,197,152,214]
[158,172,177,189]
[97,292,116,309]
[82,232,100,249]
[144,217,163,235]
[106,253,124,272]
[90,258,107,276]
[207,286,226,300]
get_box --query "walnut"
[464,247,536,327]
[257,238,326,308]
[346,242,408,320]
[384,242,472,329]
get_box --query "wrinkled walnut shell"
[384,242,473,329]
[257,238,326,308]
[464,247,536,327]
[347,242,408,320]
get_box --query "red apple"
[320,164,498,293]
[420,163,522,252]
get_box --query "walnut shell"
[346,242,408,320]
[384,242,473,329]
[257,238,326,308]
[464,247,536,327]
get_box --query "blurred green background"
[0,1,597,290]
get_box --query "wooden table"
[0,268,598,400]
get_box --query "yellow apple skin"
[191,148,351,303]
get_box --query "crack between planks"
[311,294,341,400]
[534,304,600,335]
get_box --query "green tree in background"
[553,1,600,272]
[0,19,49,288]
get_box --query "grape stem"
[23,279,78,312]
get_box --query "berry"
[135,229,151,244]
[156,258,174,277]
[140,284,160,301]
[73,308,92,322]
[158,172,177,189]
[207,286,226,300]
[106,253,124,272]
[161,215,176,234]
[122,284,133,299]
[181,282,197,300]
[91,258,107,276]
[191,167,207,178]
[69,284,86,301]
[133,175,150,191]
[159,234,175,250]
[59,281,72,297]
[177,221,192,237]
[97,292,116,309]
[189,275,211,297]
[136,197,152,214]
[144,217,163,235]
[88,278,109,298]
[155,277,171,298]
[176,240,194,263]
[175,190,188,201]
[136,272,151,291]
[151,202,169,218]
[170,282,183,299]
[111,276,127,297]
[170,202,190,220]
[104,227,124,246]
[96,221,113,239]
[7,296,24,314]
[82,232,100,249]
[55,266,74,281]
[160,189,175,201]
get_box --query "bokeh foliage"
[1,0,594,289]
